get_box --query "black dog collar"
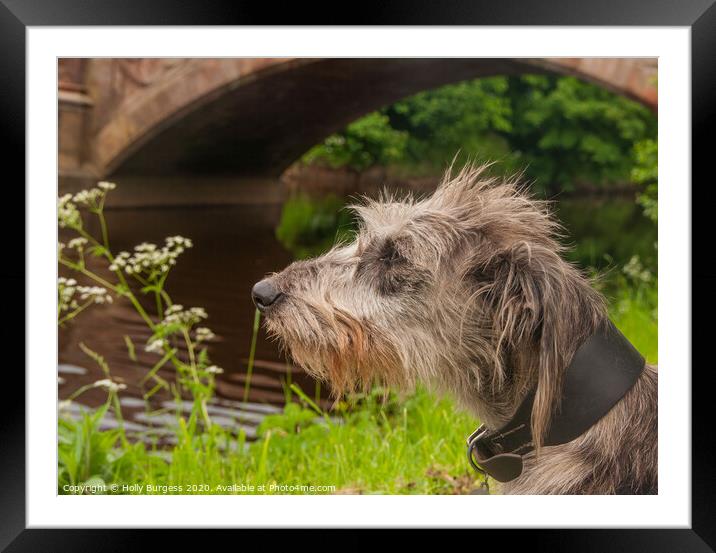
[466,320,646,483]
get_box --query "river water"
[58,201,320,438]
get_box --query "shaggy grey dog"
[253,164,657,495]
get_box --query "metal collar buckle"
[467,423,525,484]
[466,425,489,477]
[466,425,492,493]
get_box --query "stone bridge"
[59,57,657,204]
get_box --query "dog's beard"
[263,297,406,395]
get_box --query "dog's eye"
[379,250,400,264]
[354,239,407,283]
[378,242,402,264]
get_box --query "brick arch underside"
[102,58,656,179]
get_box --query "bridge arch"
[89,58,657,179]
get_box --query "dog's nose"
[252,279,283,311]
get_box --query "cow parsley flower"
[111,236,192,278]
[58,278,112,312]
[58,194,81,228]
[623,255,653,284]
[72,187,104,208]
[62,181,116,214]
[58,277,79,312]
[145,339,166,354]
[93,379,127,392]
[204,365,224,375]
[77,285,113,304]
[67,237,88,250]
[161,305,207,326]
[195,327,215,342]
[98,181,117,191]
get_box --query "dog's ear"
[445,163,606,449]
[480,241,571,451]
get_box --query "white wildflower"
[135,242,156,252]
[161,306,208,327]
[58,194,81,228]
[72,187,103,207]
[93,379,127,393]
[58,277,78,312]
[58,181,114,224]
[76,285,113,304]
[58,279,112,313]
[145,339,166,354]
[189,307,207,319]
[67,237,88,250]
[204,365,223,375]
[195,327,215,342]
[113,236,192,278]
[166,236,193,248]
[623,255,652,284]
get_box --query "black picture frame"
[2,0,713,549]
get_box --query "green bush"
[631,138,658,222]
[275,194,357,259]
[302,75,657,196]
[302,112,408,171]
[557,198,657,271]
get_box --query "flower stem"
[58,257,119,293]
[243,309,261,403]
[58,299,94,326]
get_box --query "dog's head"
[254,164,604,445]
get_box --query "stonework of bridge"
[59,57,657,203]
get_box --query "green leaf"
[123,335,137,362]
[89,245,108,257]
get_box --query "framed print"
[2,0,714,549]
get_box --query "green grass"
[58,280,656,495]
[609,283,658,364]
[59,387,482,495]
[248,388,481,494]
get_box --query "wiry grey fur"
[260,164,657,495]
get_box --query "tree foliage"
[631,138,658,222]
[302,112,408,171]
[500,76,656,194]
[302,75,657,197]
